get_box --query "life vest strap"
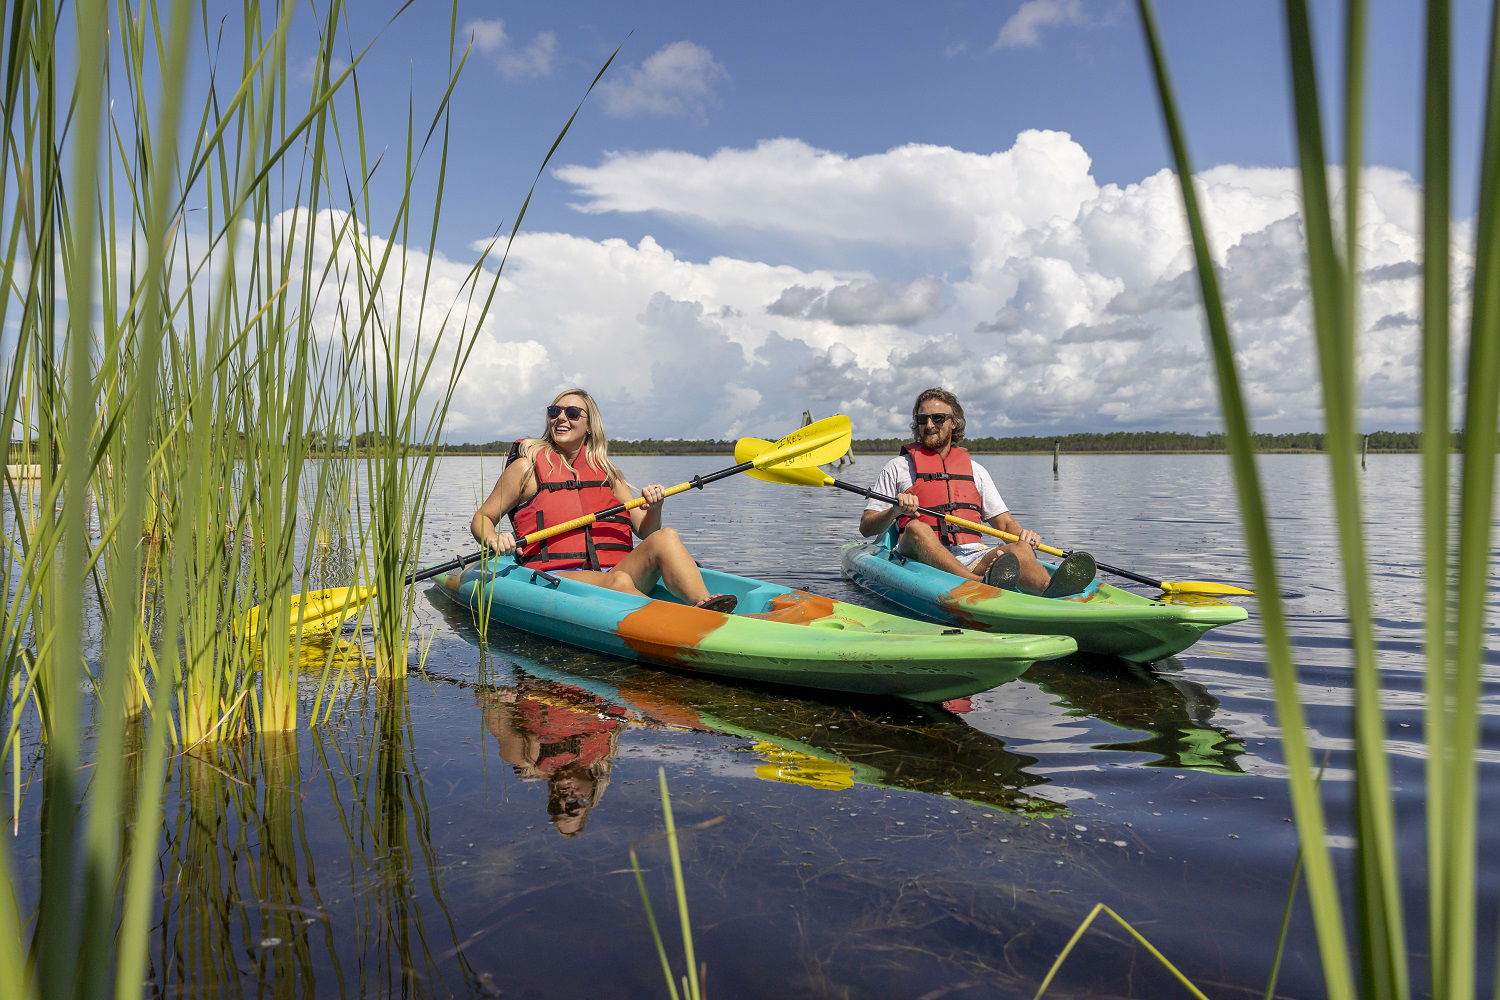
[912,471,975,482]
[537,477,611,492]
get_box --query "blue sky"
[205,1,1495,440]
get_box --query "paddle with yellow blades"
[735,441,1253,598]
[250,415,856,637]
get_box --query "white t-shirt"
[863,452,1007,565]
[864,452,1008,519]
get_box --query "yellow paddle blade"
[751,741,855,791]
[295,587,375,631]
[735,438,836,486]
[240,586,375,639]
[746,414,852,470]
[1158,581,1255,597]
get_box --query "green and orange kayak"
[437,555,1077,702]
[841,535,1247,663]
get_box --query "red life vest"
[896,443,985,545]
[508,447,634,571]
[516,697,624,773]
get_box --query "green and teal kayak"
[437,555,1077,702]
[841,534,1247,663]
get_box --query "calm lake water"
[9,451,1500,998]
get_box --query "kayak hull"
[437,555,1077,702]
[840,538,1247,663]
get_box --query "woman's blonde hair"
[537,388,625,484]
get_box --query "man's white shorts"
[949,542,992,568]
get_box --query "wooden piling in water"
[1053,441,1060,475]
[802,410,854,467]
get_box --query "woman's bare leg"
[558,528,713,604]
[611,528,713,604]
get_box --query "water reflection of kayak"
[1022,654,1247,775]
[428,590,1067,817]
[841,534,1247,663]
[436,555,1076,702]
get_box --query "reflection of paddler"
[478,686,629,837]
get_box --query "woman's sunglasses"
[915,413,952,426]
[547,405,586,421]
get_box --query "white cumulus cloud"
[598,41,728,121]
[176,131,1449,443]
[462,18,556,80]
[539,131,1448,438]
[995,0,1090,49]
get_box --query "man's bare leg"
[895,521,1010,581]
[898,521,1057,590]
[1012,545,1053,594]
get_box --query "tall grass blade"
[1283,3,1408,995]
[1133,3,1355,997]
[1420,2,1454,996]
[1032,903,1210,1000]
[1440,4,1500,996]
[107,3,198,990]
[36,0,110,995]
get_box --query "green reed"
[1129,1,1498,997]
[0,0,541,992]
[630,770,706,1000]
[347,32,618,678]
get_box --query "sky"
[185,2,1499,441]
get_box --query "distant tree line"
[113,429,1460,460]
[418,429,1463,456]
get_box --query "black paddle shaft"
[405,550,489,586]
[832,477,1165,590]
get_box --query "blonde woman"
[471,388,737,612]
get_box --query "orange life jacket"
[509,447,634,571]
[896,443,985,545]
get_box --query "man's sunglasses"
[547,405,586,421]
[915,413,952,426]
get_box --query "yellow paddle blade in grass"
[239,586,373,639]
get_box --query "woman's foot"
[695,593,738,614]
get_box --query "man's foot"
[1041,551,1097,599]
[982,551,1021,590]
[696,593,738,613]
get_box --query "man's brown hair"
[910,387,966,444]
